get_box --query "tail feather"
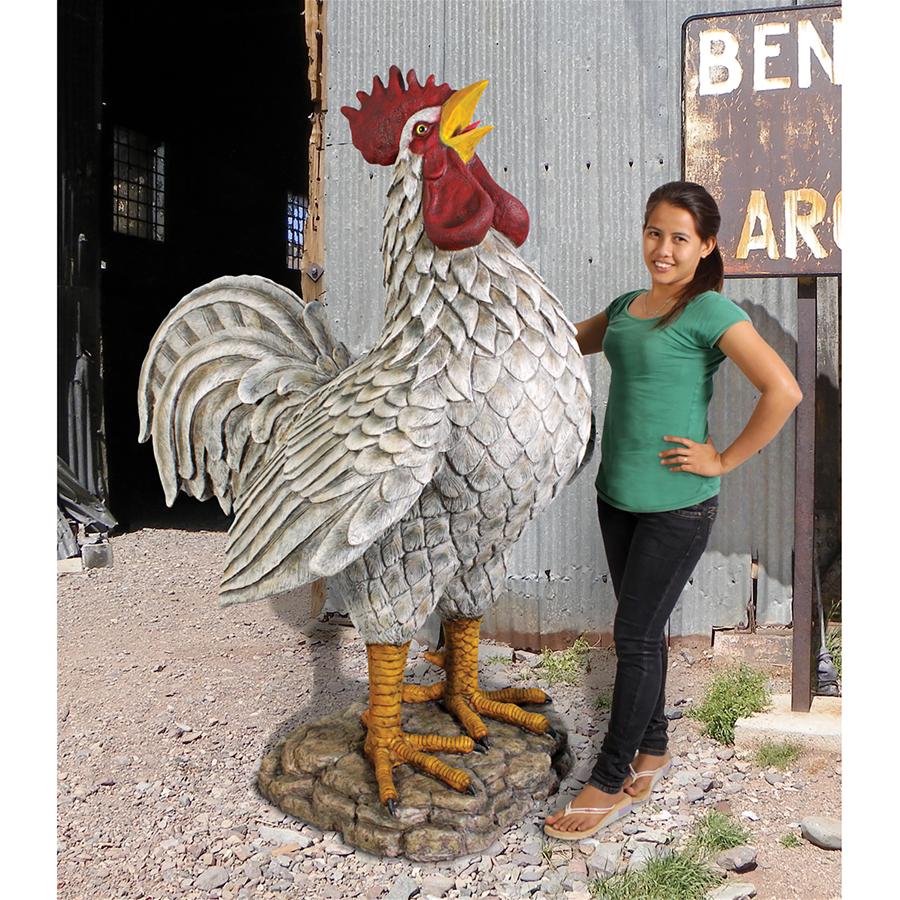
[138,275,352,514]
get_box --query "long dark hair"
[643,181,724,327]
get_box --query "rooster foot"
[403,651,549,704]
[362,642,476,810]
[443,689,551,739]
[401,676,446,704]
[360,709,475,808]
[402,675,550,739]
[406,633,552,740]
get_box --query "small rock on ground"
[800,815,842,850]
[258,825,313,848]
[716,845,758,872]
[707,882,758,900]
[627,843,671,872]
[384,874,419,900]
[194,866,230,891]
[633,828,670,844]
[586,842,621,879]
[420,874,455,898]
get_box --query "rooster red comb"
[341,66,453,166]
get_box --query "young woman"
[544,181,802,840]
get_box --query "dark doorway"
[99,0,310,529]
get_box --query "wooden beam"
[303,0,328,619]
[301,0,327,306]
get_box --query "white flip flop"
[543,794,633,841]
[627,757,672,805]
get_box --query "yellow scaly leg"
[361,642,475,813]
[404,618,554,748]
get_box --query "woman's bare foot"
[624,751,671,798]
[544,783,629,834]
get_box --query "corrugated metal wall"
[323,0,837,642]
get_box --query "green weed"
[689,665,770,744]
[590,849,721,900]
[594,690,613,711]
[688,810,751,856]
[780,832,802,848]
[540,840,555,865]
[482,654,511,667]
[754,740,802,770]
[589,812,755,898]
[825,626,842,680]
[537,637,594,685]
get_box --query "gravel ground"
[58,526,841,899]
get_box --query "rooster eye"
[414,123,429,136]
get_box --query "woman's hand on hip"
[660,436,726,476]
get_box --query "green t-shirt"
[595,289,750,513]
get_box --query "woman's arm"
[660,320,803,476]
[575,311,609,356]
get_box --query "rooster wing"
[220,335,452,605]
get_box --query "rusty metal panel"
[325,0,821,642]
[683,4,842,276]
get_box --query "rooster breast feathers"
[138,275,450,607]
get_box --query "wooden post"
[301,0,327,306]
[303,0,328,618]
[791,276,818,712]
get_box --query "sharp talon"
[475,736,490,751]
[545,726,560,742]
[472,741,487,754]
[466,784,477,796]
[386,798,397,817]
[541,694,553,705]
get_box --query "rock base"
[258,700,572,861]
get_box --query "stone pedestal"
[734,693,841,754]
[258,700,572,861]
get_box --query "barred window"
[286,192,308,270]
[112,127,165,241]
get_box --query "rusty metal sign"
[683,4,842,276]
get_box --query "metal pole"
[791,276,817,712]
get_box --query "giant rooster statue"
[139,67,592,813]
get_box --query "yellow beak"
[440,80,493,164]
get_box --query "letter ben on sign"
[683,4,841,276]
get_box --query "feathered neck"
[375,151,571,373]
[381,152,427,320]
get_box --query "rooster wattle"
[139,66,592,811]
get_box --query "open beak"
[440,80,493,164]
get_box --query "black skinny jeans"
[589,494,718,793]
